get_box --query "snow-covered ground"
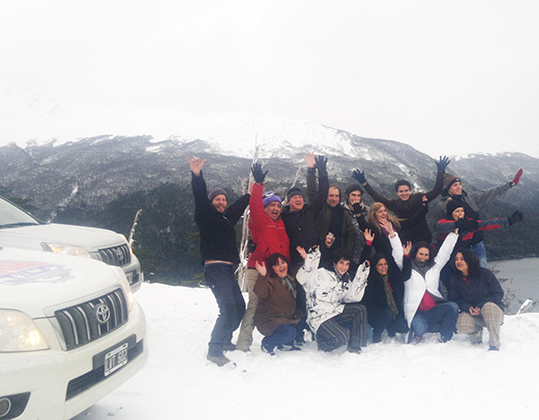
[74,282,539,420]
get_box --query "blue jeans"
[205,263,246,357]
[411,302,459,342]
[262,324,297,353]
[471,241,488,268]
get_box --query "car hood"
[0,223,126,252]
[0,247,126,318]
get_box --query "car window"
[0,196,40,227]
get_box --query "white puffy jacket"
[296,248,370,333]
[392,232,458,329]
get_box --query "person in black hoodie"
[449,249,505,351]
[188,157,250,366]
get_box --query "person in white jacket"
[296,245,370,353]
[386,218,460,343]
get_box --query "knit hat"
[286,187,305,202]
[262,191,282,207]
[446,199,464,219]
[208,188,228,202]
[444,174,461,191]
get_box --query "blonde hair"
[367,202,401,233]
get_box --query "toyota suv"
[0,195,142,292]
[0,246,148,420]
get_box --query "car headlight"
[0,310,50,352]
[41,243,92,259]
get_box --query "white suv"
[0,246,148,420]
[0,195,142,292]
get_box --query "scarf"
[380,273,399,315]
[411,259,434,278]
[280,274,297,298]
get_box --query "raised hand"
[352,169,367,185]
[315,155,328,172]
[251,162,268,184]
[379,219,395,238]
[187,156,206,176]
[363,228,374,243]
[435,155,451,172]
[296,246,307,260]
[403,241,412,256]
[508,210,524,225]
[255,260,267,277]
[304,152,316,168]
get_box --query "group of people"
[188,155,523,366]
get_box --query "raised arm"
[425,156,450,201]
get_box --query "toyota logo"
[96,304,111,324]
[115,248,125,261]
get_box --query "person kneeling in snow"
[389,218,460,344]
[296,245,369,353]
[253,253,306,355]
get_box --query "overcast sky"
[1,0,539,158]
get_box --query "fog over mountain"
[1,83,537,282]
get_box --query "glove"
[352,169,367,185]
[435,156,451,172]
[315,155,328,172]
[512,169,523,186]
[352,202,363,215]
[508,211,524,226]
[455,219,478,232]
[251,162,268,184]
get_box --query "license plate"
[104,342,129,376]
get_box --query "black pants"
[205,263,246,357]
[368,307,409,341]
[316,303,368,352]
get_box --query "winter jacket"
[254,274,304,336]
[306,171,356,260]
[342,202,370,265]
[363,170,444,243]
[247,183,290,268]
[296,247,370,333]
[361,251,410,318]
[281,167,329,267]
[434,182,512,222]
[449,267,505,312]
[392,231,459,331]
[192,171,250,264]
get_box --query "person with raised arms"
[236,162,290,352]
[387,217,460,343]
[188,156,250,366]
[296,245,369,354]
[352,156,450,244]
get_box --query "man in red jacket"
[236,163,290,352]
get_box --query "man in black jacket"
[281,153,329,270]
[189,157,250,366]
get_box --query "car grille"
[97,244,132,267]
[55,289,129,351]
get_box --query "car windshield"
[0,196,40,228]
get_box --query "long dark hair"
[266,253,294,278]
[369,252,390,277]
[454,248,481,276]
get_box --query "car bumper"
[0,300,148,420]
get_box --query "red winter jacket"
[247,183,290,268]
